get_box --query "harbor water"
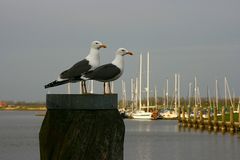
[0,111,239,160]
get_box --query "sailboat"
[132,53,152,120]
[160,74,178,119]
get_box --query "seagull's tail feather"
[44,80,69,89]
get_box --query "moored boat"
[132,110,152,119]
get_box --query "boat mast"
[121,80,124,108]
[178,74,180,108]
[124,81,127,107]
[174,73,178,113]
[224,77,227,108]
[225,77,233,108]
[232,90,235,107]
[147,52,150,112]
[139,54,142,110]
[188,82,192,108]
[197,87,202,107]
[135,77,138,109]
[163,87,166,110]
[215,80,218,111]
[207,86,212,108]
[166,79,169,109]
[121,80,127,109]
[131,78,134,103]
[155,86,157,108]
[194,76,197,107]
[130,78,134,111]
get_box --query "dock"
[178,106,240,134]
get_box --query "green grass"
[217,113,239,122]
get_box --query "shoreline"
[0,106,46,111]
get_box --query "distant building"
[0,101,7,107]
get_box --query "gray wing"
[84,64,121,81]
[60,59,91,79]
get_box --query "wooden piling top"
[46,94,118,110]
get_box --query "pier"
[178,106,240,134]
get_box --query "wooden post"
[187,106,191,128]
[213,107,218,132]
[178,107,181,123]
[221,107,226,132]
[39,94,124,160]
[199,108,204,130]
[229,107,234,133]
[193,107,198,128]
[207,107,212,131]
[182,107,186,127]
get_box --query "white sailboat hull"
[132,111,152,119]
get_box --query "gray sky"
[0,0,240,102]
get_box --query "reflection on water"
[0,111,239,160]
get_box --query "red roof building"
[0,101,7,107]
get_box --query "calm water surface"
[124,119,240,160]
[0,111,43,160]
[0,111,239,160]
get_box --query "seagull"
[81,48,133,94]
[44,40,107,93]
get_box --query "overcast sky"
[0,0,240,102]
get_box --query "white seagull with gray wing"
[44,40,107,93]
[81,48,133,94]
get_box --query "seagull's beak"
[99,44,107,48]
[126,51,134,55]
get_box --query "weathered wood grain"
[39,94,124,160]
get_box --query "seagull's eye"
[95,42,99,44]
[121,49,125,52]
